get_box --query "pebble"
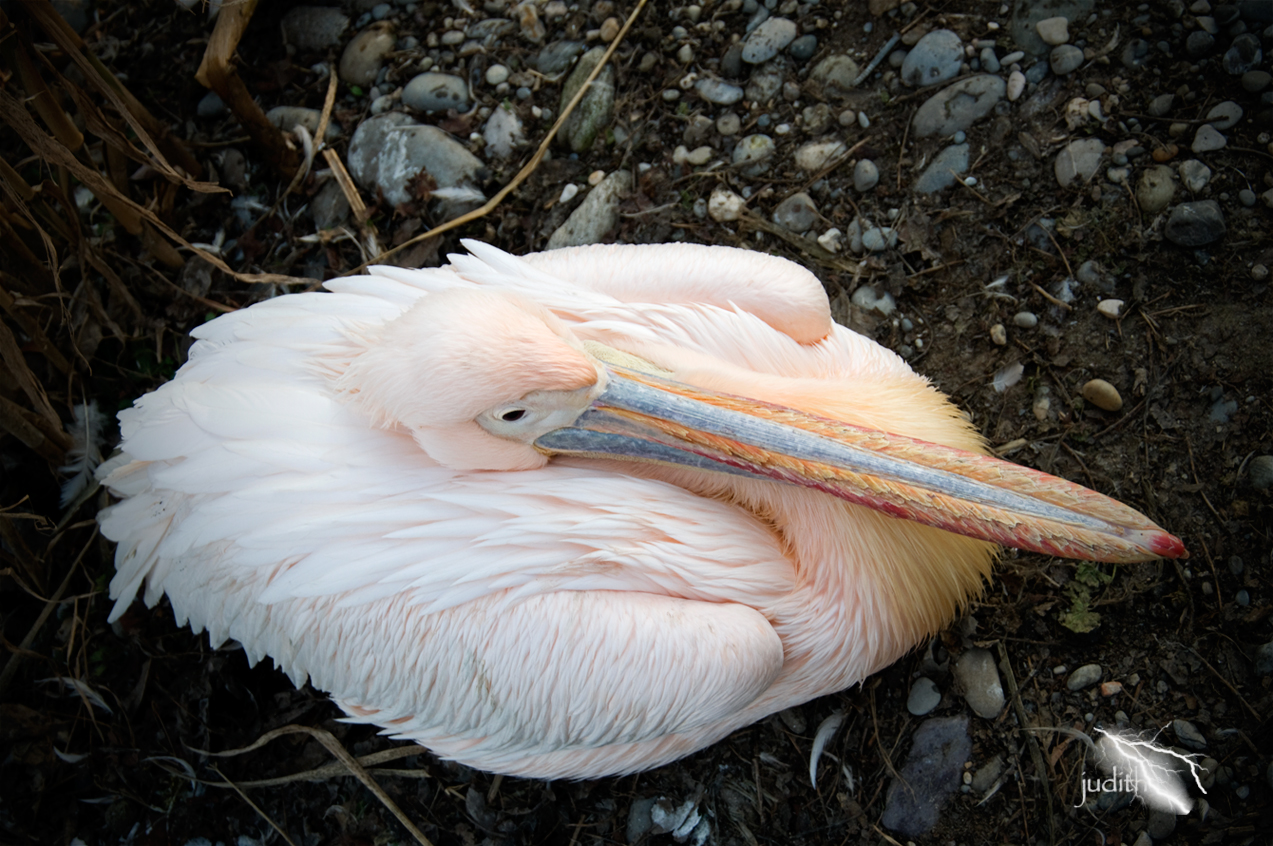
[340,22,396,87]
[980,47,1001,73]
[817,228,843,252]
[733,134,776,176]
[559,184,579,203]
[912,76,1006,136]
[1164,200,1226,246]
[773,192,818,232]
[716,113,742,135]
[852,284,896,313]
[1173,719,1207,750]
[196,90,227,119]
[1240,188,1257,206]
[789,34,818,61]
[346,112,484,211]
[1050,44,1085,74]
[696,78,744,105]
[809,54,862,98]
[1242,70,1272,92]
[1036,16,1071,45]
[915,144,970,193]
[402,72,469,112]
[1192,124,1228,152]
[1187,30,1216,57]
[745,61,786,103]
[1097,299,1125,319]
[485,64,510,86]
[1055,138,1106,187]
[1014,311,1038,328]
[854,159,880,191]
[1223,32,1263,74]
[1147,93,1175,116]
[281,6,350,51]
[742,17,798,64]
[266,106,341,141]
[1136,165,1177,214]
[536,40,584,75]
[560,48,615,152]
[1249,455,1273,489]
[310,179,350,230]
[1206,100,1244,129]
[1179,159,1212,192]
[860,227,898,253]
[907,677,942,716]
[880,717,971,838]
[1067,663,1103,690]
[1100,681,1123,696]
[794,139,846,171]
[547,170,631,249]
[1153,143,1180,161]
[1007,70,1026,101]
[901,29,964,87]
[1255,637,1273,672]
[1082,379,1123,412]
[599,16,620,42]
[1076,260,1103,286]
[708,186,746,221]
[483,106,524,158]
[990,324,1008,345]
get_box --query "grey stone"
[1054,137,1105,187]
[1255,638,1273,673]
[281,6,350,51]
[347,112,485,211]
[912,76,1006,136]
[809,54,861,97]
[981,47,1001,72]
[789,34,818,61]
[742,17,798,63]
[733,134,775,175]
[547,170,632,249]
[772,192,818,232]
[1206,100,1244,129]
[1148,93,1175,116]
[1186,29,1216,56]
[695,78,744,105]
[794,139,846,171]
[1193,124,1228,152]
[1165,200,1226,245]
[971,755,1004,793]
[901,29,964,87]
[880,716,971,838]
[266,106,342,141]
[721,43,746,78]
[745,59,787,103]
[1036,15,1070,44]
[1066,663,1102,690]
[559,48,615,152]
[1242,69,1272,91]
[536,40,585,75]
[907,677,941,715]
[1122,38,1152,68]
[197,90,227,119]
[402,72,469,112]
[861,227,897,252]
[1224,33,1263,73]
[1011,0,1094,56]
[311,178,350,230]
[1050,43,1085,74]
[1136,165,1177,214]
[1014,311,1038,328]
[483,105,524,159]
[1240,188,1257,206]
[1172,718,1207,750]
[914,143,970,192]
[1179,159,1212,192]
[340,22,396,87]
[955,648,1004,718]
[1251,455,1273,489]
[854,159,880,191]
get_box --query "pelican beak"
[535,363,1187,564]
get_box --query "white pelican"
[98,241,1184,779]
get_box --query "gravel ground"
[1,0,1271,844]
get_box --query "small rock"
[708,186,746,221]
[1254,638,1273,672]
[536,40,585,75]
[742,18,798,64]
[483,105,524,158]
[1240,188,1257,206]
[196,90,227,119]
[772,192,818,232]
[912,75,1006,136]
[560,48,615,152]
[789,34,818,61]
[852,284,896,314]
[980,47,1001,73]
[745,59,787,103]
[340,22,396,87]
[1036,16,1071,44]
[1050,44,1085,74]
[1100,681,1124,696]
[1082,379,1123,412]
[310,178,350,230]
[281,6,350,51]
[809,54,862,98]
[854,159,880,191]
[1206,100,1243,129]
[1172,719,1207,750]
[402,72,469,112]
[908,677,942,715]
[346,112,485,213]
[900,29,964,87]
[1223,32,1262,74]
[1097,299,1125,319]
[1249,455,1273,489]
[794,139,847,171]
[721,43,745,79]
[1055,138,1106,187]
[599,16,620,42]
[1178,159,1212,192]
[817,228,843,252]
[485,64,510,86]
[695,78,744,105]
[1153,143,1180,162]
[880,717,971,838]
[266,106,341,141]
[1014,311,1038,328]
[1147,93,1175,116]
[914,143,970,192]
[860,228,897,253]
[1136,165,1176,213]
[1242,69,1272,92]
[732,134,776,176]
[547,170,632,249]
[990,324,1008,345]
[1192,124,1228,152]
[1007,70,1026,101]
[1186,29,1216,57]
[1164,200,1226,246]
[1067,663,1103,690]
[716,113,742,135]
[955,648,1004,719]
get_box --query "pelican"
[98,241,1184,779]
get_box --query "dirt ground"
[1,0,1271,844]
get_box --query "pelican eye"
[500,408,526,422]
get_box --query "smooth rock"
[955,648,1004,718]
[1193,124,1228,152]
[1036,16,1070,45]
[809,54,861,97]
[695,78,744,104]
[861,227,897,252]
[1255,637,1273,671]
[817,227,843,252]
[854,159,880,191]
[547,170,632,249]
[1164,200,1226,245]
[1051,44,1085,74]
[1097,299,1125,319]
[1122,38,1152,68]
[1148,93,1175,116]
[402,72,469,112]
[266,106,341,141]
[914,143,970,192]
[1173,719,1207,750]
[794,139,846,171]
[717,113,742,135]
[901,29,963,87]
[981,46,1001,73]
[310,178,350,230]
[1136,165,1177,213]
[1224,33,1263,74]
[1186,30,1216,57]
[789,34,818,61]
[340,22,396,87]
[908,678,941,716]
[281,6,350,51]
[742,17,798,64]
[1250,455,1273,489]
[732,134,776,176]
[852,284,895,313]
[772,192,818,232]
[912,76,1006,136]
[560,48,615,152]
[485,64,510,86]
[708,186,746,221]
[1179,159,1212,192]
[536,40,585,75]
[1055,138,1105,187]
[483,105,524,158]
[1014,311,1038,328]
[347,112,485,210]
[196,90,226,119]
[1242,69,1272,91]
[1007,70,1026,101]
[1011,0,1094,55]
[1206,100,1243,129]
[1082,379,1123,412]
[880,717,971,838]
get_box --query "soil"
[1,1,1271,845]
